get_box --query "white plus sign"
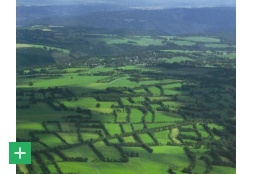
[14,147,26,159]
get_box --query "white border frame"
[0,0,16,173]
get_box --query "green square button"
[9,142,31,164]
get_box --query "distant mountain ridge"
[17,0,236,7]
[17,6,235,35]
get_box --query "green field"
[147,123,175,129]
[58,133,79,144]
[16,29,236,173]
[160,56,194,63]
[94,141,122,160]
[104,123,122,136]
[103,36,166,46]
[155,111,183,123]
[154,130,170,144]
[62,145,98,161]
[122,124,133,132]
[169,40,196,46]
[170,128,181,144]
[196,124,210,138]
[139,134,154,144]
[180,131,197,137]
[205,43,232,48]
[180,36,220,42]
[130,109,143,123]
[132,123,144,131]
[123,136,136,143]
[32,142,47,152]
[116,111,127,122]
[149,86,161,95]
[17,43,70,54]
[81,133,100,141]
[36,133,66,148]
[122,146,190,173]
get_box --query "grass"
[170,128,181,144]
[63,67,89,73]
[162,101,183,108]
[122,124,133,132]
[94,141,122,160]
[61,97,97,108]
[148,103,161,110]
[134,88,147,94]
[122,146,190,173]
[208,123,224,130]
[161,49,201,53]
[180,131,198,137]
[132,124,144,131]
[145,112,153,122]
[180,36,220,43]
[147,123,175,129]
[18,165,28,174]
[181,125,194,129]
[103,36,165,46]
[205,43,232,48]
[57,162,99,174]
[149,96,170,101]
[58,133,79,144]
[61,123,77,132]
[162,83,182,89]
[104,123,122,136]
[62,97,117,114]
[89,66,115,73]
[211,166,236,174]
[16,43,70,54]
[90,113,115,123]
[36,133,67,148]
[163,90,181,96]
[109,138,119,144]
[155,111,183,123]
[46,123,60,132]
[32,142,47,152]
[52,152,64,162]
[196,124,210,138]
[17,122,45,131]
[123,136,136,143]
[17,102,76,122]
[193,159,207,174]
[132,97,146,103]
[62,145,99,161]
[139,134,154,144]
[47,164,59,173]
[17,122,45,139]
[32,157,43,173]
[149,86,161,95]
[169,40,196,46]
[214,52,236,59]
[130,109,143,123]
[161,56,193,63]
[121,97,134,106]
[116,111,127,122]
[154,131,171,144]
[81,133,100,141]
[17,74,107,90]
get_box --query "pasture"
[17,43,70,54]
[16,32,235,173]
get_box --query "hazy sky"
[17,0,236,8]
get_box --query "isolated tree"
[28,81,33,86]
[96,103,101,108]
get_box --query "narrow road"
[88,161,101,174]
[108,76,128,84]
[73,147,101,174]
